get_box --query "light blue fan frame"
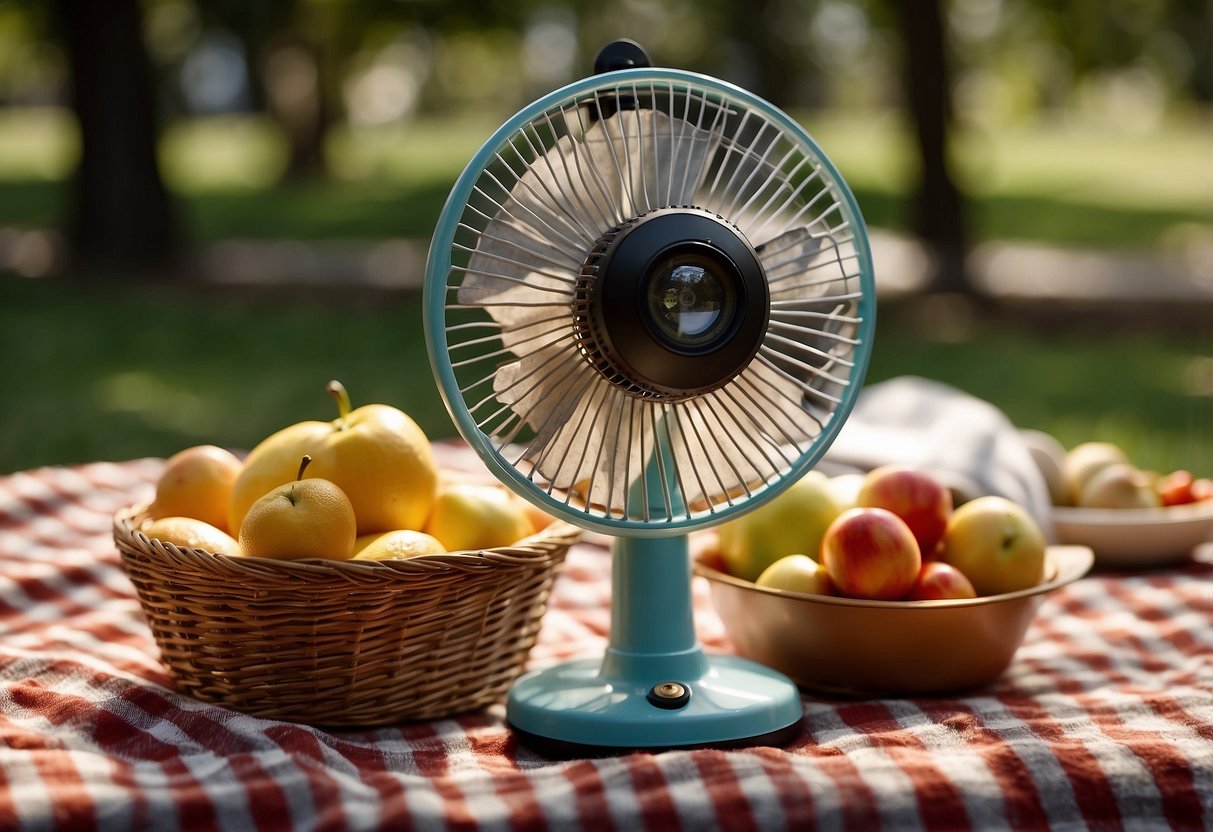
[423,65,876,753]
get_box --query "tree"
[53,0,178,275]
[893,0,970,295]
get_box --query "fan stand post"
[506,442,804,756]
[506,533,804,756]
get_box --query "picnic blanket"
[2,442,1212,829]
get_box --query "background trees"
[4,0,1210,288]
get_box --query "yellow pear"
[227,420,327,533]
[228,381,439,535]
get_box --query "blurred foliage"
[2,0,1209,129]
[1,0,1208,252]
[1,108,1207,250]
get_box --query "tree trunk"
[260,34,330,181]
[896,0,970,295]
[55,0,179,276]
[727,0,814,109]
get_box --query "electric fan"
[423,40,876,754]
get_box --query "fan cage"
[424,67,876,536]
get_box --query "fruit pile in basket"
[702,465,1049,602]
[1022,433,1213,510]
[140,380,549,561]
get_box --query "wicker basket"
[114,504,578,727]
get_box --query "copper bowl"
[695,545,1093,697]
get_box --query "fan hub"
[573,207,770,401]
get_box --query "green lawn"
[2,276,1210,478]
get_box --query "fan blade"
[460,106,720,337]
[582,107,721,218]
[664,359,819,505]
[494,349,649,516]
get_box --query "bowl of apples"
[694,466,1092,697]
[1025,435,1213,568]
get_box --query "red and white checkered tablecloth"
[2,444,1212,830]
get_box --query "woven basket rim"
[114,501,581,581]
[113,501,578,725]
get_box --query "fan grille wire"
[440,77,871,526]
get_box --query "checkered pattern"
[1,445,1211,830]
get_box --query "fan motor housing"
[574,207,770,401]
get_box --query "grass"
[2,276,1210,478]
[0,107,1210,476]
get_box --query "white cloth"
[821,376,1056,538]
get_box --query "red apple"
[855,465,953,558]
[1156,470,1200,507]
[906,561,977,601]
[820,507,922,601]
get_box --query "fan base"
[506,653,803,757]
[509,719,803,760]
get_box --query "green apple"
[716,471,843,582]
[940,496,1046,596]
[756,554,834,596]
[825,473,866,510]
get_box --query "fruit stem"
[327,380,352,430]
[297,455,312,482]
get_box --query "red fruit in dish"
[1156,470,1198,507]
[855,465,953,559]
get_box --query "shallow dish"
[1052,500,1213,568]
[695,545,1092,697]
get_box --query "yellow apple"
[715,471,843,582]
[756,554,834,596]
[148,445,242,533]
[229,381,438,535]
[1077,462,1161,509]
[142,516,240,557]
[238,456,357,560]
[1061,441,1127,506]
[940,496,1046,596]
[352,529,446,560]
